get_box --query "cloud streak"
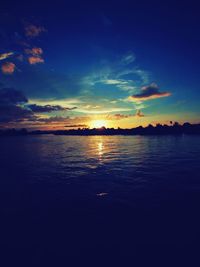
[28,104,77,113]
[0,52,14,61]
[120,52,136,65]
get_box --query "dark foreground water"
[1,135,200,266]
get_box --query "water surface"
[1,135,200,265]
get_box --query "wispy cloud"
[77,107,132,114]
[29,98,83,107]
[130,83,171,101]
[116,68,150,84]
[82,52,150,94]
[103,79,128,85]
[120,52,136,65]
[25,25,46,38]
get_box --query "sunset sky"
[0,0,200,130]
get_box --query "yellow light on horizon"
[90,120,108,129]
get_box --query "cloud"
[64,124,88,128]
[103,79,128,85]
[25,47,43,56]
[0,52,14,61]
[35,116,70,123]
[28,56,44,65]
[116,69,150,84]
[82,52,150,95]
[107,113,135,120]
[77,107,132,114]
[0,88,32,123]
[0,88,28,105]
[0,104,33,123]
[0,88,78,126]
[25,25,46,38]
[34,115,90,125]
[111,114,134,120]
[102,79,136,92]
[130,83,171,101]
[1,62,16,74]
[107,109,145,120]
[136,110,145,117]
[120,52,136,65]
[28,104,77,113]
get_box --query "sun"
[90,120,108,129]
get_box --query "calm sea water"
[1,135,200,265]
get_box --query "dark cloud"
[0,88,28,105]
[0,68,83,99]
[34,116,70,123]
[0,88,32,123]
[28,104,77,113]
[34,115,90,126]
[0,88,77,126]
[0,104,33,123]
[131,83,171,101]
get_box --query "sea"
[1,135,200,266]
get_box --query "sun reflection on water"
[98,141,104,157]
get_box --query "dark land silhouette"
[1,122,200,136]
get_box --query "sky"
[0,0,200,130]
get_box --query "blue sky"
[0,0,200,129]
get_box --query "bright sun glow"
[90,120,108,128]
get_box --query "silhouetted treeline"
[1,122,200,136]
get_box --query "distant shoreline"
[1,122,200,136]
